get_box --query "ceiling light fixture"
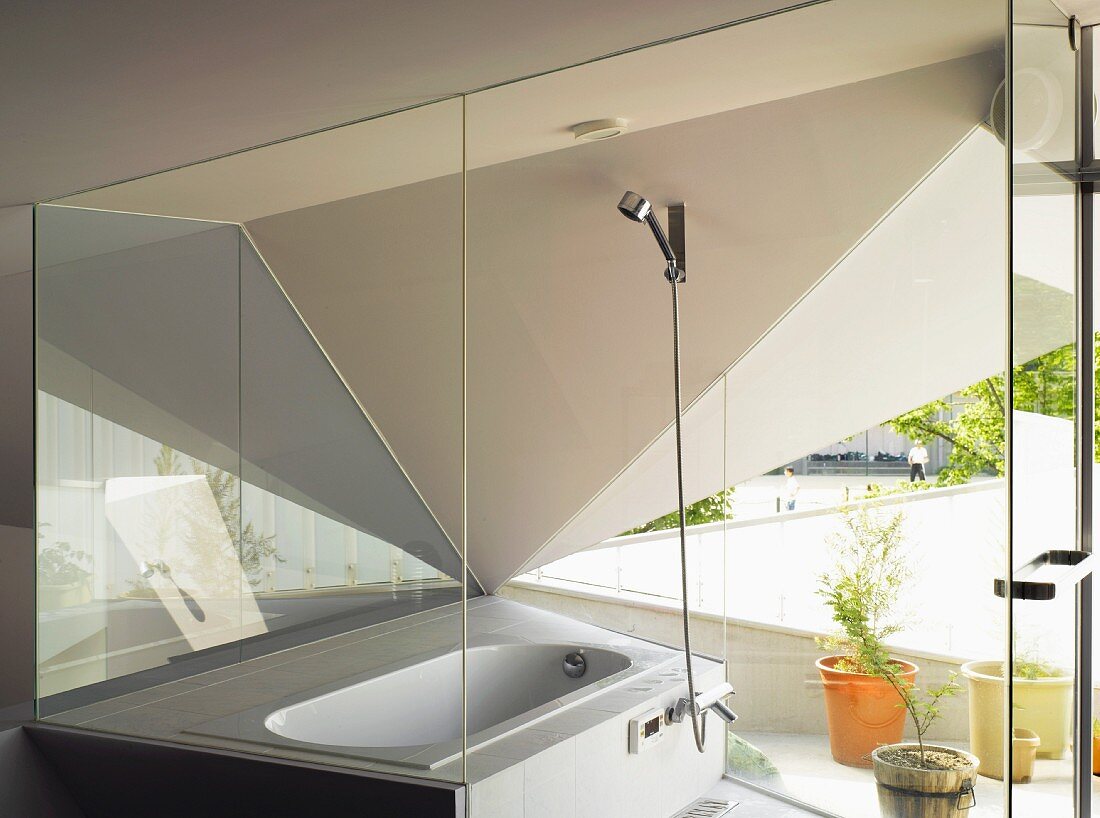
[572,118,629,141]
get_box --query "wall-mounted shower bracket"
[668,203,686,282]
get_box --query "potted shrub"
[1093,718,1100,777]
[37,539,92,609]
[816,506,918,768]
[869,668,977,818]
[960,651,1073,780]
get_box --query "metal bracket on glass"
[993,550,1094,600]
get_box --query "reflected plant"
[37,526,91,586]
[153,444,281,592]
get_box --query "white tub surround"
[185,598,704,772]
[49,597,728,815]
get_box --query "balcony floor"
[730,731,1078,818]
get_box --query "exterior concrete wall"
[500,582,970,743]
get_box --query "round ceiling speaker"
[573,118,629,141]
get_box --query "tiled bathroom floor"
[703,777,824,817]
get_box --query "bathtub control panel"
[628,708,666,754]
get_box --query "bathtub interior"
[265,642,634,749]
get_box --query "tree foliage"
[621,487,735,535]
[886,339,1085,486]
[817,506,909,673]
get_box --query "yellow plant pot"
[1011,728,1040,784]
[961,660,1073,780]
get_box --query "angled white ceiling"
[242,51,1001,591]
[531,127,1008,573]
[1,0,817,208]
[46,0,1007,592]
[59,0,1003,222]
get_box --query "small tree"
[817,504,960,764]
[817,506,909,673]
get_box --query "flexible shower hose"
[669,266,707,754]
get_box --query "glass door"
[1008,4,1091,818]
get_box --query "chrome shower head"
[617,191,652,222]
[617,190,684,282]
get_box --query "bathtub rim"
[183,631,694,770]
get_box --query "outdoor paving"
[733,731,1080,817]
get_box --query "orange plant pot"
[817,655,918,768]
[1093,735,1100,776]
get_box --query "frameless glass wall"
[1010,3,1085,816]
[482,1,1011,816]
[37,3,1097,816]
[36,207,245,698]
[35,97,469,784]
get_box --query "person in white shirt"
[908,440,929,483]
[783,466,800,511]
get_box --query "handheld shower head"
[617,191,652,222]
[617,190,684,282]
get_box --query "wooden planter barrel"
[871,744,979,818]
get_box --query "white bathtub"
[263,642,635,767]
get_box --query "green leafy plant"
[888,673,962,765]
[817,505,959,764]
[862,481,933,500]
[816,506,909,674]
[621,487,735,535]
[884,333,1091,486]
[1010,647,1064,680]
[1092,717,1100,740]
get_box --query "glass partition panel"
[35,205,243,709]
[37,96,468,785]
[472,1,1008,815]
[1010,5,1078,817]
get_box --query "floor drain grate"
[671,798,738,818]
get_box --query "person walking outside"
[908,439,929,482]
[783,466,800,511]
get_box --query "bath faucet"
[668,682,738,726]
